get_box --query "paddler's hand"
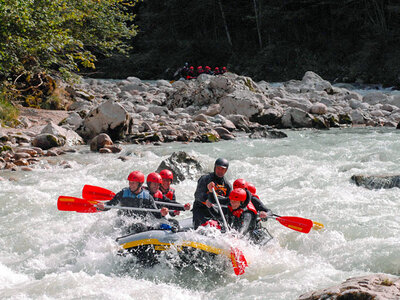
[160,207,169,217]
[184,203,191,210]
[205,199,214,208]
[259,211,268,219]
[96,202,105,211]
[207,182,215,192]
[173,210,180,216]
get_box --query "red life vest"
[165,188,175,201]
[228,201,257,218]
[153,190,163,201]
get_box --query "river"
[1,127,400,299]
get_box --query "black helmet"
[215,158,229,169]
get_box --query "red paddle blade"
[230,247,248,275]
[82,185,115,201]
[57,196,99,213]
[276,216,313,234]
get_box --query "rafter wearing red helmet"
[96,171,169,221]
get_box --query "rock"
[249,127,287,139]
[204,104,221,116]
[41,121,84,146]
[351,174,400,189]
[21,167,33,171]
[251,108,283,126]
[14,159,29,166]
[79,101,132,141]
[45,150,58,156]
[196,132,220,143]
[312,116,330,130]
[213,127,235,140]
[14,152,31,160]
[281,108,313,128]
[226,114,252,132]
[310,103,327,115]
[118,156,130,162]
[104,144,122,153]
[32,134,65,150]
[99,148,112,153]
[15,148,37,156]
[219,90,264,118]
[193,114,209,123]
[363,92,390,105]
[298,274,400,300]
[221,119,236,131]
[89,133,113,152]
[156,151,204,183]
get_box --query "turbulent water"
[1,127,400,300]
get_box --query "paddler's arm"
[194,175,210,204]
[251,195,272,219]
[96,191,122,211]
[145,194,168,218]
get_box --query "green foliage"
[0,83,19,126]
[0,0,139,80]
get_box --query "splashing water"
[1,127,400,299]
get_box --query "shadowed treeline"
[96,0,400,86]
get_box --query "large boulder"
[31,134,65,150]
[219,90,264,118]
[89,133,113,152]
[298,274,400,300]
[249,127,287,139]
[41,121,84,146]
[281,108,313,128]
[78,101,132,141]
[351,174,400,189]
[283,71,333,94]
[156,151,204,183]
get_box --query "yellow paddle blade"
[312,221,324,231]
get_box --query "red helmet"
[197,66,202,69]
[222,67,227,70]
[147,172,162,184]
[233,178,247,189]
[190,66,194,69]
[215,67,219,70]
[159,169,173,180]
[247,183,256,195]
[229,188,247,202]
[127,171,145,183]
[205,66,211,70]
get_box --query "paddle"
[212,188,248,276]
[57,196,161,214]
[82,185,186,210]
[269,214,314,234]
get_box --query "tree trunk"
[217,0,232,47]
[253,0,263,48]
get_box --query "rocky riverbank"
[1,71,400,172]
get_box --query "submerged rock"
[156,151,204,183]
[351,174,400,189]
[298,274,400,300]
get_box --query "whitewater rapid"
[1,127,399,299]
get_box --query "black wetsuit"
[193,172,232,229]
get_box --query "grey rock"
[156,151,204,183]
[351,174,400,189]
[298,274,400,300]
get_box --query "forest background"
[1,0,400,123]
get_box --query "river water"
[1,127,400,299]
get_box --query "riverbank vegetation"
[0,0,139,123]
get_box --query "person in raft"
[159,169,191,216]
[193,158,232,229]
[232,179,272,219]
[96,171,169,220]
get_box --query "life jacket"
[152,190,163,201]
[122,187,150,203]
[228,201,257,219]
[162,187,175,201]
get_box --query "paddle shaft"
[103,205,160,213]
[212,188,229,230]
